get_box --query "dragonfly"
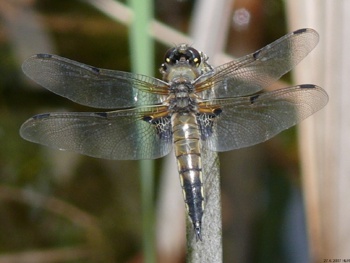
[20,28,328,241]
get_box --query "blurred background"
[0,0,347,262]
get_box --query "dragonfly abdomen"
[171,113,204,240]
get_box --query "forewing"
[22,54,169,109]
[20,107,172,160]
[196,28,319,99]
[200,85,328,151]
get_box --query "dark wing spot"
[300,84,316,89]
[213,108,222,115]
[143,116,172,140]
[32,113,51,120]
[94,112,108,118]
[156,117,171,140]
[250,94,260,104]
[36,54,52,59]
[142,116,153,123]
[253,50,261,60]
[197,113,217,140]
[294,28,307,35]
[90,66,100,74]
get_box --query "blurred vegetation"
[0,0,306,262]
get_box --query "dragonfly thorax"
[169,82,197,112]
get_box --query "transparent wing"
[200,85,328,151]
[20,107,172,160]
[22,54,169,109]
[196,28,319,99]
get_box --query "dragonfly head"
[163,44,201,67]
[160,44,206,82]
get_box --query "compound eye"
[185,47,201,67]
[164,47,178,65]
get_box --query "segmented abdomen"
[171,112,204,240]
